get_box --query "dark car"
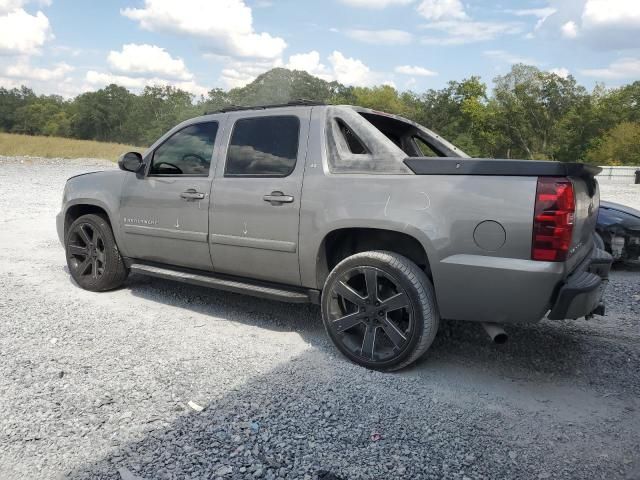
[596,200,640,266]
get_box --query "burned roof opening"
[356,108,469,159]
[358,111,445,158]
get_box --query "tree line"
[1,64,638,164]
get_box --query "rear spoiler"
[404,157,602,179]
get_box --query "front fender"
[60,170,127,251]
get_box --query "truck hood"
[66,170,108,181]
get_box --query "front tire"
[321,251,439,371]
[65,213,128,291]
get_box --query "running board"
[129,263,317,304]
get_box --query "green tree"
[0,86,36,132]
[70,84,136,142]
[491,64,587,159]
[2,66,640,167]
[348,85,410,115]
[585,122,640,165]
[127,85,196,145]
[227,68,341,106]
[12,95,68,136]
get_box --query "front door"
[209,109,310,286]
[119,120,221,270]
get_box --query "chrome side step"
[129,263,316,304]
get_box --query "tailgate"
[566,175,600,273]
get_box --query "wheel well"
[317,228,431,287]
[64,204,111,237]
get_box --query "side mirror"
[118,152,144,173]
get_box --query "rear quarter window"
[325,107,411,175]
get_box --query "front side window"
[150,122,218,176]
[225,116,300,177]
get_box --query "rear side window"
[225,116,300,177]
[337,119,368,154]
[325,106,411,174]
[413,136,439,157]
[150,122,218,176]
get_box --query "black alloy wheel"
[65,213,128,291]
[322,251,439,371]
[67,222,106,280]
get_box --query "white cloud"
[580,58,640,79]
[218,49,383,89]
[404,77,417,89]
[218,57,282,88]
[549,67,570,78]
[421,20,522,45]
[507,7,557,18]
[327,51,372,86]
[0,74,84,97]
[121,0,286,59]
[561,20,578,38]
[85,70,208,96]
[0,0,50,15]
[84,43,206,96]
[547,0,639,49]
[506,6,557,35]
[0,0,22,14]
[582,0,640,30]
[417,0,521,45]
[285,51,332,80]
[219,67,258,88]
[0,8,52,55]
[394,64,437,76]
[483,50,539,65]
[417,0,467,21]
[346,29,413,45]
[108,44,193,81]
[4,60,72,81]
[339,0,413,8]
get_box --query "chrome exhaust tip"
[482,322,508,344]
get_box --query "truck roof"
[204,99,326,114]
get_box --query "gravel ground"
[0,156,639,480]
[599,183,640,211]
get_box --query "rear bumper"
[547,247,612,320]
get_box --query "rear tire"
[65,213,128,291]
[321,251,439,371]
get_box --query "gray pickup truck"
[57,101,612,371]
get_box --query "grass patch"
[0,132,145,161]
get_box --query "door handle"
[180,189,205,200]
[263,191,294,204]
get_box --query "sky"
[0,0,639,98]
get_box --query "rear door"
[119,120,223,270]
[209,108,311,286]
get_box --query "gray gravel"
[0,156,639,480]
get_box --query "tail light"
[532,177,575,261]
